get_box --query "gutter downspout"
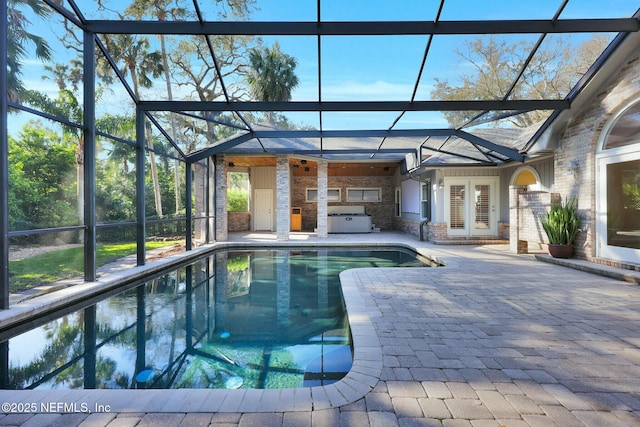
[409,171,432,241]
[420,218,430,241]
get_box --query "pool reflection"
[1,248,429,390]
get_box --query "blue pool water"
[0,248,432,390]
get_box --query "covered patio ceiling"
[42,0,640,170]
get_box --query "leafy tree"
[24,82,141,230]
[7,0,52,103]
[431,35,611,128]
[168,7,258,144]
[227,172,249,212]
[227,189,248,212]
[23,87,86,233]
[8,123,77,231]
[96,158,137,223]
[95,114,138,224]
[247,41,300,124]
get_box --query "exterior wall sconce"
[228,162,235,168]
[438,179,444,190]
[567,158,579,175]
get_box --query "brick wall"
[498,222,509,240]
[228,212,250,232]
[552,48,640,260]
[394,218,420,238]
[427,222,448,241]
[292,175,395,231]
[510,188,560,253]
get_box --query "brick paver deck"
[1,234,639,426]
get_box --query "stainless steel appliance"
[327,205,372,233]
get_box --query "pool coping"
[0,241,439,413]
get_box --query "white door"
[445,178,498,237]
[253,189,273,231]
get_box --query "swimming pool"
[0,247,432,390]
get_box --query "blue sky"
[9,0,637,135]
[247,0,634,129]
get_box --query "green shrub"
[227,188,248,212]
[540,197,582,245]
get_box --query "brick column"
[192,163,206,244]
[214,155,228,242]
[207,157,215,242]
[276,155,290,240]
[316,160,328,238]
[509,186,524,253]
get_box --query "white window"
[306,188,341,202]
[449,184,466,229]
[420,182,429,219]
[347,188,381,202]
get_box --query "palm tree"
[7,0,52,103]
[247,41,300,124]
[97,113,136,174]
[100,34,165,218]
[125,0,187,216]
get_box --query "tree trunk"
[76,137,84,243]
[159,34,181,216]
[147,133,163,218]
[130,64,163,219]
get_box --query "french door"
[445,177,498,237]
[596,150,640,263]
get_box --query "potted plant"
[540,197,582,258]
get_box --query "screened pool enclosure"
[2,1,639,308]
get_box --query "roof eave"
[524,25,640,155]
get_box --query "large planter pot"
[548,244,573,258]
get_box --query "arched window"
[602,101,640,150]
[596,98,640,263]
[510,166,541,191]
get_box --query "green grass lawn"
[9,241,184,293]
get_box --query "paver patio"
[1,234,639,426]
